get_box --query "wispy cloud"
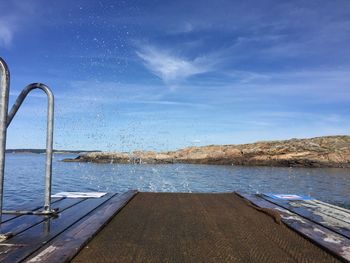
[48,80,211,116]
[0,23,13,47]
[0,11,18,48]
[136,44,213,85]
[0,1,38,48]
[129,99,210,108]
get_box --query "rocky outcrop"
[62,136,350,168]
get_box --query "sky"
[0,0,350,151]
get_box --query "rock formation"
[62,135,350,168]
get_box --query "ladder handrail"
[8,83,55,213]
[0,58,10,224]
[0,58,55,224]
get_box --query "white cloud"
[136,45,212,84]
[0,1,38,48]
[0,23,13,47]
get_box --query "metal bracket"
[0,232,14,242]
[2,207,59,216]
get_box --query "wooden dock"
[0,191,349,262]
[0,190,137,263]
[239,193,350,262]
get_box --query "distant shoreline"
[6,149,100,154]
[62,135,350,168]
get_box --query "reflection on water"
[3,153,350,209]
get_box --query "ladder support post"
[44,86,54,213]
[0,58,10,224]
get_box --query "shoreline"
[62,135,350,168]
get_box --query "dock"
[0,191,349,262]
[0,57,346,262]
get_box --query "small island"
[62,135,350,168]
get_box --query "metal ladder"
[0,57,57,226]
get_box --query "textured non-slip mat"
[73,192,340,263]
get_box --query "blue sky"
[1,0,350,151]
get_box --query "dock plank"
[25,190,138,263]
[308,200,350,222]
[0,193,116,263]
[1,198,64,224]
[0,198,85,238]
[238,192,350,262]
[312,200,350,214]
[261,195,350,239]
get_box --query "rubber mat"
[73,192,340,263]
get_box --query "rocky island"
[62,135,350,168]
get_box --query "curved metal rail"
[7,83,55,213]
[0,57,56,225]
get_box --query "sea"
[3,153,350,209]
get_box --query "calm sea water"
[3,153,350,209]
